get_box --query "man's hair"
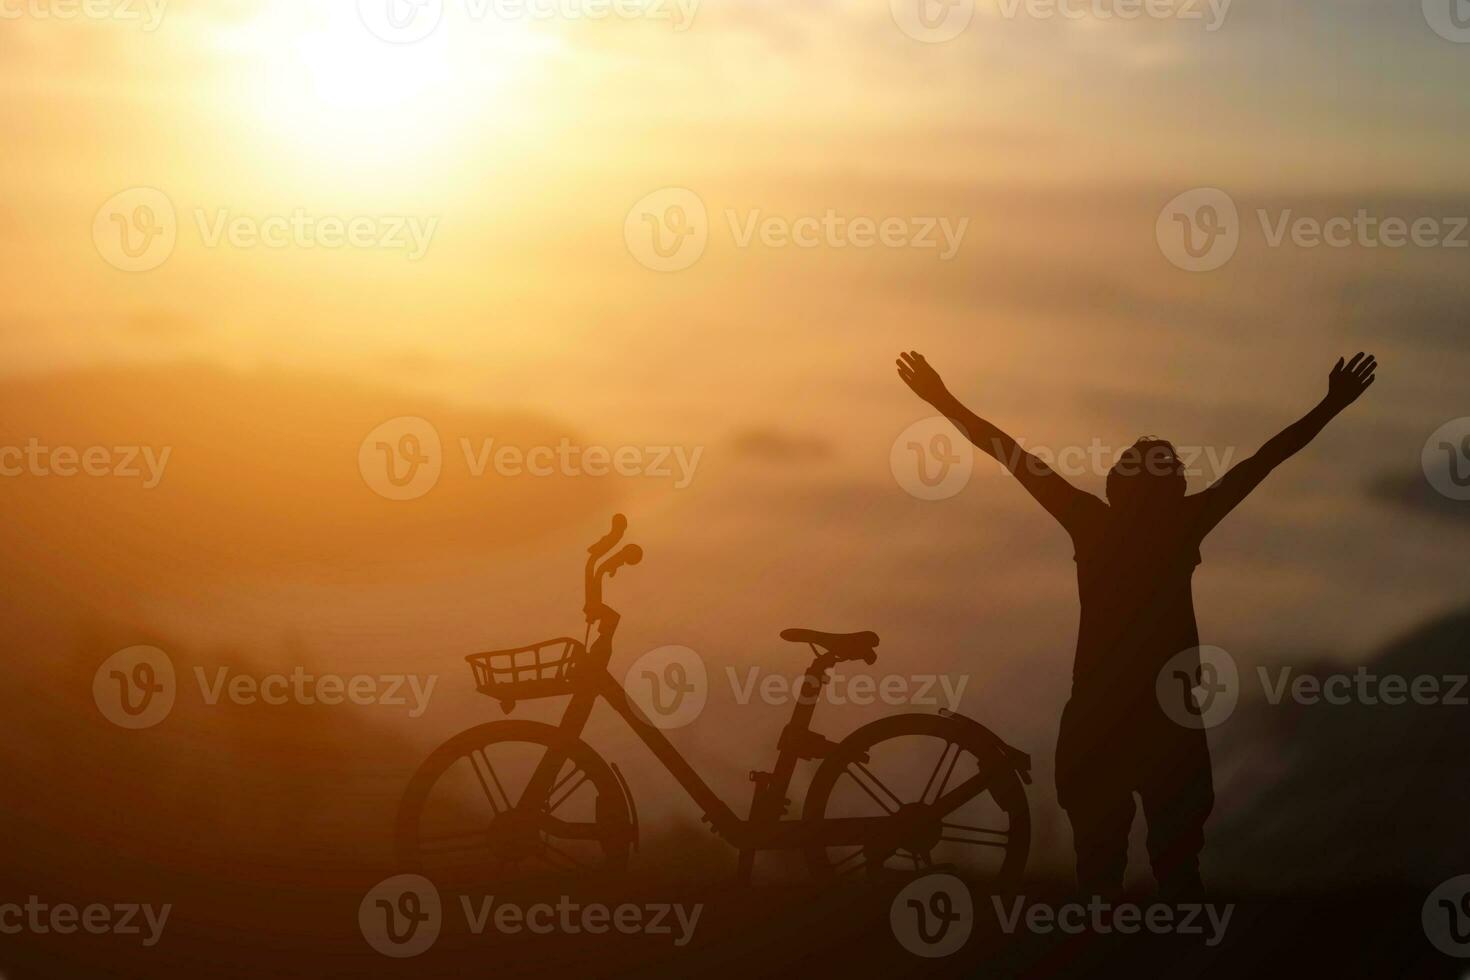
[1106,437,1186,505]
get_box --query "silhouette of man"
[897,350,1378,897]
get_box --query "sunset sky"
[2,0,1468,894]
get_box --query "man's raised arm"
[897,350,1099,532]
[1196,352,1377,533]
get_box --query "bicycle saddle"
[780,628,880,662]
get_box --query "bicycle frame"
[518,612,994,855]
[511,515,1003,866]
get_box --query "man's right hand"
[897,351,951,406]
[1326,352,1377,409]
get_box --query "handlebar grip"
[588,514,628,558]
[601,544,643,577]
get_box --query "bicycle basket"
[466,637,585,710]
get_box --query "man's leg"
[1057,697,1136,895]
[1140,730,1214,899]
[1065,789,1136,897]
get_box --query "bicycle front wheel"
[395,720,633,890]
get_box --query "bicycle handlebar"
[602,544,643,576]
[588,514,627,560]
[585,515,640,624]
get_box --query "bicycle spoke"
[920,741,960,806]
[843,762,904,814]
[486,754,512,810]
[536,837,591,872]
[931,768,995,819]
[939,835,1010,850]
[468,749,512,814]
[546,766,590,815]
[939,817,1010,849]
[941,821,1010,841]
[829,846,868,878]
[897,848,928,870]
[413,829,491,854]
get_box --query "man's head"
[1106,437,1186,507]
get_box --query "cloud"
[728,426,833,464]
[0,362,617,585]
[1367,470,1470,525]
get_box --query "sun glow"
[229,2,546,175]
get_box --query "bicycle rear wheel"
[802,713,1029,885]
[396,721,633,890]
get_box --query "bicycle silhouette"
[397,516,1032,887]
